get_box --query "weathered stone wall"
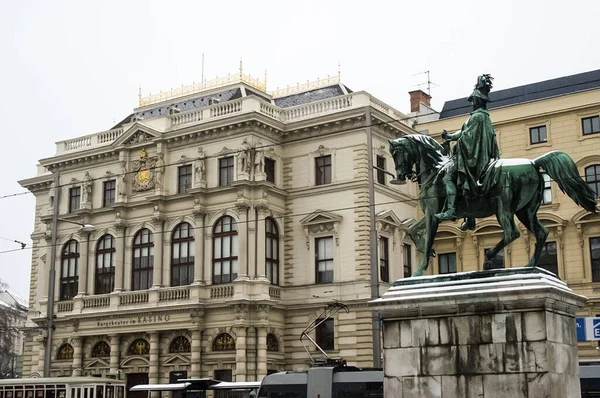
[383,310,580,397]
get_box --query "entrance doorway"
[126,373,149,398]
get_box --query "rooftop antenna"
[413,70,439,96]
[300,301,349,365]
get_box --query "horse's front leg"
[413,211,439,276]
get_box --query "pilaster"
[109,334,120,374]
[234,326,247,382]
[71,337,83,376]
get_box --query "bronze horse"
[389,134,598,276]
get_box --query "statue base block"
[372,268,586,398]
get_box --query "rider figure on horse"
[434,74,501,231]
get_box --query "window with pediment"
[169,336,191,353]
[91,341,111,357]
[57,343,74,360]
[212,333,235,351]
[266,333,279,352]
[127,338,150,356]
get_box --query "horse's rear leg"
[484,200,520,270]
[516,207,548,267]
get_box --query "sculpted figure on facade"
[82,171,93,204]
[237,139,251,174]
[155,152,165,187]
[118,161,127,197]
[254,142,265,175]
[194,147,206,181]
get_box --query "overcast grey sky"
[1,0,599,299]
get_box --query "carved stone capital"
[235,202,251,212]
[234,304,250,321]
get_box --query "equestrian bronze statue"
[389,74,598,276]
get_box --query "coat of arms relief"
[130,148,162,192]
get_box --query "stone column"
[257,327,268,381]
[77,233,90,295]
[190,328,203,378]
[113,225,126,292]
[192,211,206,284]
[109,334,120,374]
[37,335,46,375]
[235,203,250,280]
[235,327,247,382]
[149,333,160,386]
[152,217,165,288]
[71,337,83,376]
[256,206,269,280]
[372,268,586,398]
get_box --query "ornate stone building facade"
[413,70,600,361]
[19,72,418,384]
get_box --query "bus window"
[257,385,307,398]
[332,382,383,398]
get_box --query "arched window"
[212,333,235,351]
[265,218,279,285]
[95,235,116,294]
[57,343,74,360]
[91,341,111,357]
[132,229,154,291]
[60,240,79,300]
[213,216,238,284]
[267,333,279,352]
[585,165,600,198]
[172,223,195,286]
[127,338,150,356]
[169,336,191,353]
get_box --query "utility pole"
[44,171,60,377]
[365,108,382,368]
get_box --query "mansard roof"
[439,69,600,119]
[274,84,351,108]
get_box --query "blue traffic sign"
[577,318,586,342]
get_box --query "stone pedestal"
[371,268,586,398]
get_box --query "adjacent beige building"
[18,71,419,387]
[413,70,600,361]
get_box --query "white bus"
[129,379,260,398]
[0,377,126,398]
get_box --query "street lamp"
[44,171,95,377]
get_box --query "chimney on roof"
[408,90,431,113]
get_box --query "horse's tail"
[533,151,598,213]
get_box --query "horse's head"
[388,137,416,184]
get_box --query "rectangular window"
[591,237,600,282]
[439,253,457,274]
[538,242,558,276]
[316,236,334,284]
[379,237,389,283]
[219,156,234,186]
[583,116,600,136]
[316,319,334,351]
[529,125,547,144]
[315,155,332,185]
[484,248,505,269]
[103,180,116,207]
[376,155,386,185]
[69,187,81,213]
[403,244,412,278]
[178,164,192,193]
[542,173,552,205]
[265,158,275,183]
